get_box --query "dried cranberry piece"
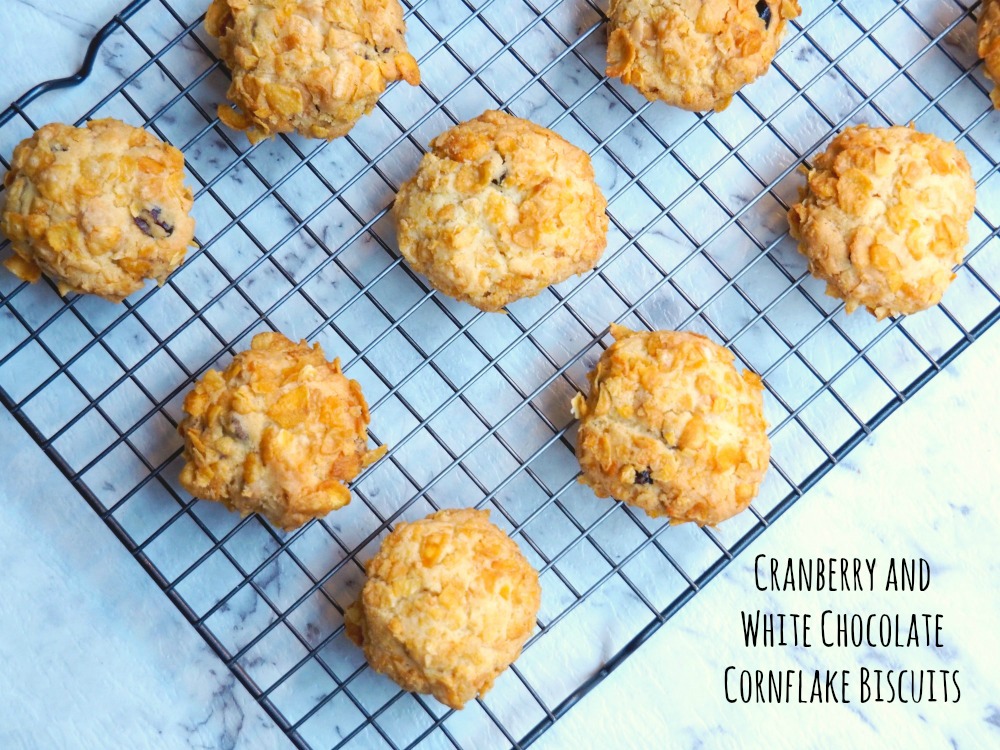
[756,0,772,29]
[133,206,174,239]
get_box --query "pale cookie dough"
[979,0,1000,108]
[572,325,769,526]
[394,110,609,311]
[787,125,976,319]
[206,0,420,143]
[178,332,386,531]
[606,0,801,111]
[345,508,541,709]
[0,119,195,302]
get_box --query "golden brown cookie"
[572,325,769,526]
[206,0,420,143]
[979,0,1000,108]
[787,125,976,320]
[0,119,195,302]
[345,508,541,709]
[606,0,801,111]
[178,332,385,530]
[393,110,609,312]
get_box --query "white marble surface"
[0,1,999,749]
[0,408,288,750]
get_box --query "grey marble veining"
[0,401,288,749]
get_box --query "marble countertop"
[1,2,998,749]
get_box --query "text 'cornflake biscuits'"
[572,325,769,526]
[788,124,976,320]
[0,119,195,302]
[394,110,609,312]
[606,0,801,112]
[206,0,420,143]
[178,332,386,531]
[979,0,1000,108]
[345,508,541,710]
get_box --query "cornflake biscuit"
[206,0,420,143]
[606,0,801,111]
[345,508,541,709]
[0,119,195,302]
[178,332,385,531]
[572,325,769,526]
[394,110,609,312]
[787,125,976,320]
[980,0,1000,108]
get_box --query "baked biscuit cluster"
[345,508,541,709]
[572,325,770,526]
[0,119,195,302]
[206,0,420,143]
[606,0,802,111]
[178,332,385,530]
[394,110,609,311]
[980,0,1000,108]
[788,125,976,319]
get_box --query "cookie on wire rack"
[394,110,609,312]
[605,0,802,112]
[206,0,420,143]
[787,124,976,320]
[572,325,770,527]
[178,332,386,531]
[979,0,1000,108]
[0,119,195,302]
[345,508,541,710]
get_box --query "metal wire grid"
[0,0,998,747]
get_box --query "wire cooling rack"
[1,0,998,747]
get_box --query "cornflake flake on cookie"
[345,508,541,709]
[572,325,770,526]
[788,124,976,319]
[178,332,386,530]
[606,0,802,111]
[206,0,420,143]
[1,119,195,302]
[394,110,608,311]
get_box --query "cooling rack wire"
[0,1,997,748]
